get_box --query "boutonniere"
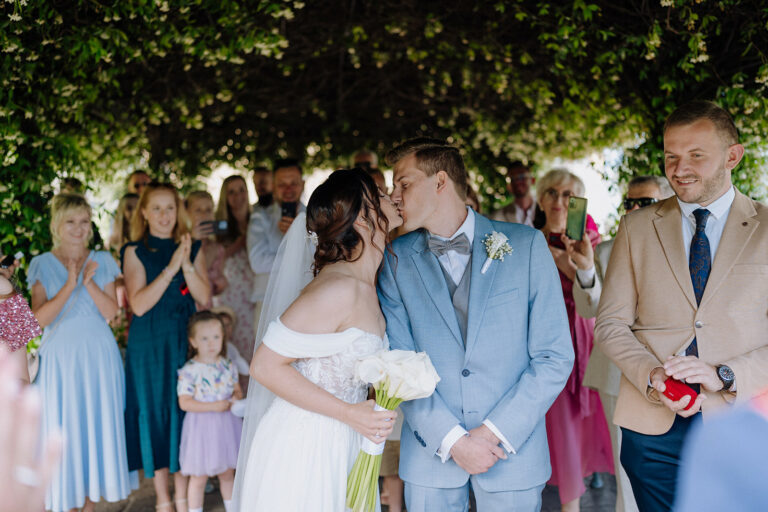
[481,231,513,274]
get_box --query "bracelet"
[161,267,174,280]
[183,264,194,273]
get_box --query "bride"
[233,169,401,511]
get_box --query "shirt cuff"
[576,266,596,289]
[436,425,468,463]
[483,419,516,454]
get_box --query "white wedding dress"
[238,318,387,511]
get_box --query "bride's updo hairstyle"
[307,168,390,275]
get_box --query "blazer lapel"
[465,214,496,361]
[652,198,697,310]
[700,190,758,308]
[410,231,464,349]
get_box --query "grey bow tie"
[428,233,471,257]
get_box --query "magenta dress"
[545,218,614,504]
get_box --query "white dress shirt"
[678,185,735,262]
[430,208,516,462]
[246,202,306,302]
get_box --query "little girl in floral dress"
[177,311,243,512]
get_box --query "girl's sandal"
[174,498,188,512]
[155,503,173,511]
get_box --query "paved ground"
[94,472,617,511]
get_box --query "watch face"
[719,366,735,381]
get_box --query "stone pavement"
[94,473,617,511]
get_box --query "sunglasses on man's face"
[623,197,658,210]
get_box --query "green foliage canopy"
[2,0,768,258]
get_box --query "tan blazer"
[594,190,768,435]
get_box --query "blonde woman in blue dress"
[233,169,401,511]
[28,194,137,512]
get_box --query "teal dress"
[121,235,201,476]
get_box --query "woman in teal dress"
[29,194,137,512]
[121,182,210,512]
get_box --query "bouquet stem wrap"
[346,350,440,512]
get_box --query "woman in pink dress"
[535,169,614,512]
[214,176,255,390]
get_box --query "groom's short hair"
[386,138,468,200]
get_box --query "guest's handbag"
[26,285,81,383]
[0,293,42,352]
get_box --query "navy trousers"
[620,414,702,512]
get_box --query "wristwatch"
[716,365,735,391]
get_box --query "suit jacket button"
[695,320,704,328]
[461,369,470,377]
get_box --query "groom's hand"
[450,435,506,474]
[468,425,500,446]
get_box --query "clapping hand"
[64,258,80,288]
[168,233,192,274]
[346,399,397,444]
[82,259,98,287]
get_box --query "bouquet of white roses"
[346,350,441,512]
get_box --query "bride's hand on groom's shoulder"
[343,399,397,443]
[450,432,507,475]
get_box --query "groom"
[378,138,574,511]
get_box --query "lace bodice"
[262,319,388,404]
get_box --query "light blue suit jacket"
[377,212,573,492]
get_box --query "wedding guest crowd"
[8,100,768,512]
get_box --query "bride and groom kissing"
[233,138,574,512]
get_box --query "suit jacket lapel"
[700,190,758,308]
[465,214,496,361]
[410,231,464,349]
[652,198,697,310]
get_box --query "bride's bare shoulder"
[280,273,358,332]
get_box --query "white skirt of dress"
[239,396,371,512]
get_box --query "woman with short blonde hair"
[29,193,136,511]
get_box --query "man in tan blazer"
[595,100,768,511]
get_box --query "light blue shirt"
[677,185,735,262]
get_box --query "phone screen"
[565,196,588,241]
[281,202,298,218]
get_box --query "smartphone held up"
[565,196,588,241]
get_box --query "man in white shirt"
[491,162,537,227]
[251,165,273,210]
[246,159,305,334]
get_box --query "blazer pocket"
[489,288,519,307]
[731,264,768,275]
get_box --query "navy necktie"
[687,208,711,359]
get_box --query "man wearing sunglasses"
[569,174,672,512]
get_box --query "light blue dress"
[28,251,138,512]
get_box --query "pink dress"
[214,246,255,390]
[545,217,614,504]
